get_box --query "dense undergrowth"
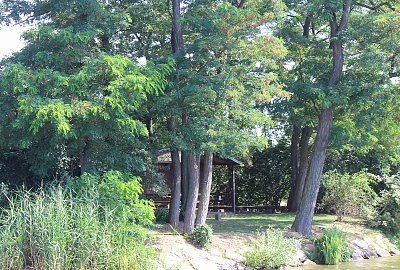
[0,171,155,270]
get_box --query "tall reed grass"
[0,172,155,270]
[313,227,351,265]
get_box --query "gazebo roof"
[157,148,242,166]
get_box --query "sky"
[0,25,27,60]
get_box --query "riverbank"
[152,213,399,270]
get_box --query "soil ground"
[151,213,397,270]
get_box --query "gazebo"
[156,149,242,213]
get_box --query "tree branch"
[338,0,352,32]
[354,1,395,11]
[238,0,247,8]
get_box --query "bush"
[188,224,213,248]
[313,227,351,265]
[155,208,170,223]
[319,170,378,221]
[244,228,299,269]
[373,175,400,233]
[0,171,155,270]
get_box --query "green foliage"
[156,0,287,157]
[188,224,213,248]
[244,227,299,269]
[155,208,170,223]
[373,175,400,234]
[319,170,378,221]
[313,227,351,265]
[237,142,291,207]
[0,172,156,270]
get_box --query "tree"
[277,0,400,234]
[0,0,172,184]
[237,142,291,207]
[175,0,287,233]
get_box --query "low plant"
[313,227,351,265]
[188,224,213,248]
[244,228,299,269]
[155,208,170,223]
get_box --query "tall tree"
[168,0,185,228]
[277,0,400,234]
[0,0,172,184]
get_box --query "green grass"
[207,213,338,234]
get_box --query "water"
[299,256,400,270]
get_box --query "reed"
[0,176,155,270]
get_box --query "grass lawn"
[207,213,369,235]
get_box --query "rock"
[351,248,365,261]
[302,259,317,266]
[296,250,308,262]
[363,248,379,259]
[376,248,392,257]
[303,243,315,253]
[209,247,223,256]
[190,258,219,270]
[225,249,244,262]
[353,239,369,249]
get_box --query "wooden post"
[229,165,236,214]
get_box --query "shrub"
[373,175,400,234]
[319,170,378,221]
[0,171,156,270]
[188,224,213,248]
[313,227,351,265]
[155,208,170,223]
[244,228,299,269]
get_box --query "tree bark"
[181,152,189,214]
[183,154,200,234]
[287,125,301,211]
[146,117,153,137]
[79,140,92,175]
[171,0,184,54]
[292,126,313,212]
[291,1,351,235]
[168,118,182,226]
[181,113,190,214]
[168,0,185,226]
[195,152,213,225]
[291,108,334,234]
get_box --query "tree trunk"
[171,0,184,54]
[146,117,153,137]
[196,152,213,225]
[168,118,182,226]
[183,154,200,234]
[79,140,92,175]
[181,112,190,214]
[291,108,334,234]
[181,152,189,214]
[168,0,185,226]
[287,125,301,211]
[291,1,351,235]
[292,126,313,212]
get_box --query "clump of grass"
[313,227,351,265]
[244,228,299,269]
[0,171,155,270]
